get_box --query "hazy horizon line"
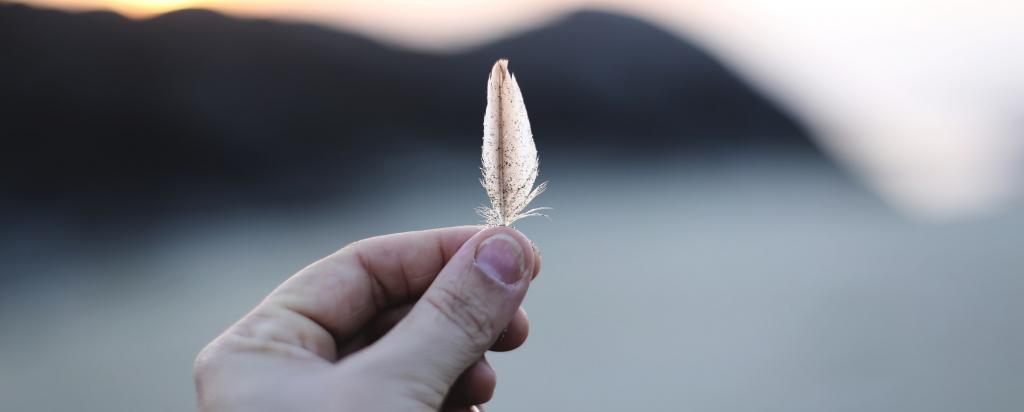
[7,1,645,53]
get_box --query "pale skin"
[194,226,541,411]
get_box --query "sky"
[19,0,1024,219]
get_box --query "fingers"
[247,226,483,360]
[442,406,485,412]
[348,226,536,408]
[490,307,529,352]
[532,244,542,280]
[338,303,530,357]
[445,357,496,407]
[335,303,413,358]
[341,306,505,405]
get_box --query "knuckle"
[334,239,364,260]
[192,344,221,405]
[342,238,363,252]
[398,374,450,409]
[192,342,222,384]
[423,285,496,348]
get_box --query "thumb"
[350,226,535,405]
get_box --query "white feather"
[477,59,548,226]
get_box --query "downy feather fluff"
[477,59,548,226]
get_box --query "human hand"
[194,226,540,411]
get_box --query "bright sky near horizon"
[20,0,1024,219]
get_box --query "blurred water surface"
[1,153,1022,411]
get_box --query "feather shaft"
[478,60,547,226]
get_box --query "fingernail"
[474,233,525,285]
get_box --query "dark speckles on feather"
[477,59,548,226]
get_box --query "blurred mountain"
[0,3,817,213]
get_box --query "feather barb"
[478,59,547,226]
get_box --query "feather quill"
[477,59,548,226]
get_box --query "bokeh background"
[1,1,1022,411]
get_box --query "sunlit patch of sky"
[22,0,1024,219]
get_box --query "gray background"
[3,154,1021,411]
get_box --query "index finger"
[269,225,484,345]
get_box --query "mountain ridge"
[0,2,819,214]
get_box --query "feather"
[477,59,548,226]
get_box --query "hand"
[194,226,540,411]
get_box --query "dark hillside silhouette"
[0,3,816,214]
